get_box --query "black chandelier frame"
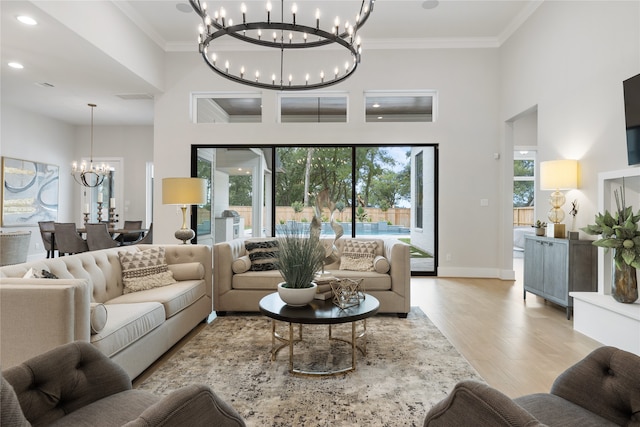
[189,0,375,91]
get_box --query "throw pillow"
[373,255,391,274]
[119,247,175,294]
[232,255,252,274]
[167,262,205,281]
[339,240,377,272]
[22,268,59,279]
[245,240,279,271]
[90,303,108,334]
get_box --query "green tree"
[229,175,252,206]
[513,160,534,207]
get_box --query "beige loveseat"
[0,244,213,379]
[214,237,410,317]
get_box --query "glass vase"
[612,260,639,303]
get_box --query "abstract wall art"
[2,157,59,226]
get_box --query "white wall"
[0,105,75,259]
[500,0,640,235]
[153,47,505,276]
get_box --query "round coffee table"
[259,292,380,376]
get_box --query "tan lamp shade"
[540,160,579,190]
[162,177,207,205]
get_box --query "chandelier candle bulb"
[241,3,246,23]
[292,3,297,25]
[316,9,320,28]
[255,70,259,82]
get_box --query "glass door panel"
[275,147,352,237]
[355,146,435,273]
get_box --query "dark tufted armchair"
[424,346,640,426]
[1,341,246,427]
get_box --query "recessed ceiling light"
[8,62,24,69]
[176,3,192,13]
[377,116,383,120]
[422,0,439,10]
[17,15,37,25]
[372,103,380,108]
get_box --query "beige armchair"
[0,231,31,266]
[1,341,246,427]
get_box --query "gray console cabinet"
[523,235,597,319]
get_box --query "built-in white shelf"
[572,167,640,355]
[571,292,640,355]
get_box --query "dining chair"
[53,223,89,256]
[85,223,120,251]
[134,222,153,245]
[114,220,144,245]
[38,221,57,258]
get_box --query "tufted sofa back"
[0,246,139,303]
[0,244,214,304]
[550,346,640,425]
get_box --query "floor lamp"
[540,159,579,238]
[162,177,207,244]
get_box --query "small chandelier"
[71,103,108,188]
[189,0,375,91]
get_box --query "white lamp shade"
[540,160,579,190]
[162,177,207,205]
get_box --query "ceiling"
[1,0,540,126]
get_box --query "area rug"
[136,308,481,426]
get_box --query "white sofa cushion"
[92,302,165,357]
[108,280,206,319]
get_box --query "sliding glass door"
[193,145,437,275]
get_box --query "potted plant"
[581,186,639,303]
[276,223,326,306]
[532,220,547,236]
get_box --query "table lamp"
[162,177,207,244]
[540,159,579,238]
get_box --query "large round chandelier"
[189,0,375,91]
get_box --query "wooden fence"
[229,206,411,228]
[513,207,534,226]
[222,205,534,228]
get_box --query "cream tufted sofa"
[0,244,213,379]
[214,237,410,317]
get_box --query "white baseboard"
[437,266,515,280]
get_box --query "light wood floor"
[135,257,603,397]
[412,257,602,398]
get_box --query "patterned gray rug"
[136,307,482,426]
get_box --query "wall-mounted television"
[624,72,640,165]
